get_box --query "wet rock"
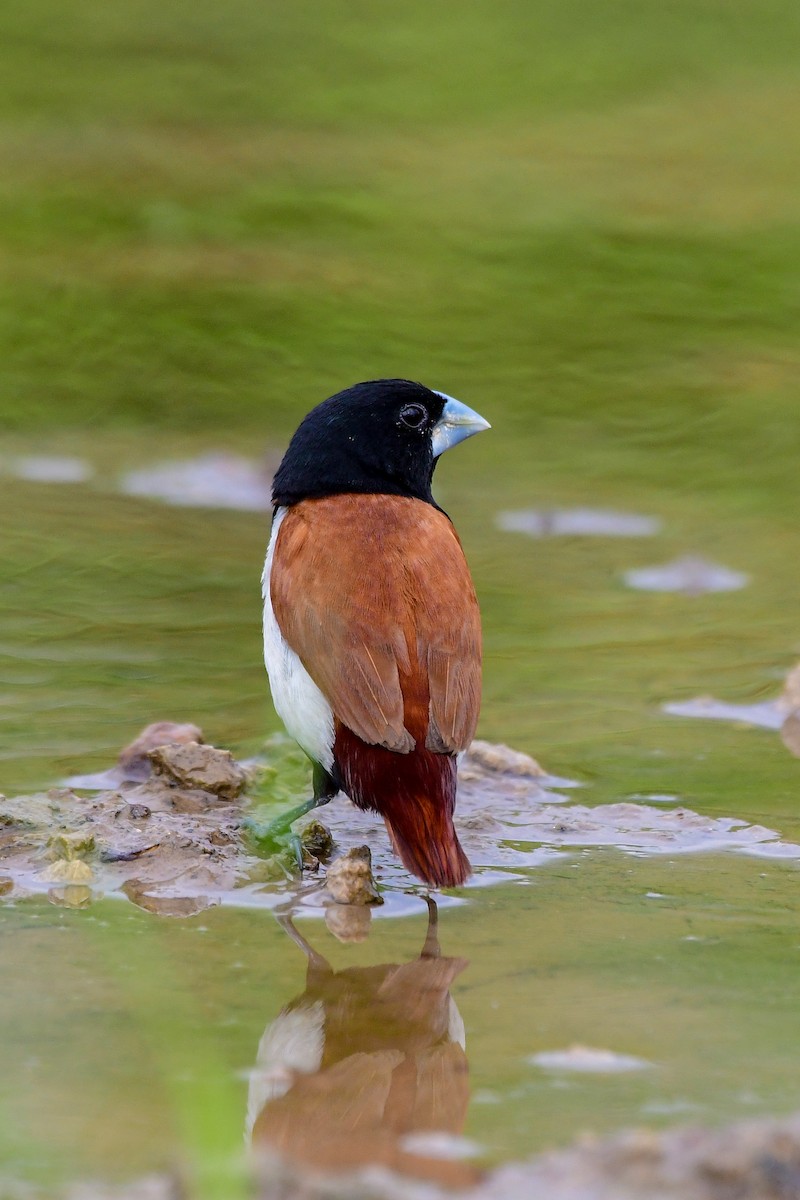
[665,660,800,764]
[19,1108,800,1198]
[41,859,94,884]
[118,721,204,782]
[62,1175,182,1200]
[0,750,247,917]
[148,741,247,801]
[127,778,221,815]
[10,455,93,484]
[325,902,373,942]
[623,555,748,594]
[664,695,784,729]
[252,1107,800,1196]
[4,733,799,920]
[100,844,161,864]
[529,1045,653,1074]
[301,820,335,863]
[61,721,206,791]
[119,452,274,512]
[0,793,64,829]
[480,1110,800,1200]
[461,739,545,779]
[45,831,96,861]
[497,508,661,538]
[325,846,383,906]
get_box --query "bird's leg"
[420,895,441,960]
[264,761,336,836]
[246,761,339,866]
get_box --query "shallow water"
[2,430,800,1194]
[4,856,800,1193]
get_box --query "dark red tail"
[383,796,471,888]
[334,725,472,888]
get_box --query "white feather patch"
[447,995,467,1050]
[245,1000,325,1139]
[262,507,335,771]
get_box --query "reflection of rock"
[40,859,94,884]
[48,884,93,909]
[324,903,372,943]
[248,899,477,1190]
[325,846,383,905]
[623,555,748,594]
[121,878,218,918]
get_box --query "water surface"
[2,432,799,1194]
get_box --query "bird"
[261,378,490,887]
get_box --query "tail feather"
[384,800,471,888]
[334,724,472,888]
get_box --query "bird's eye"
[399,403,428,429]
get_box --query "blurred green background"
[3,0,800,456]
[2,0,799,797]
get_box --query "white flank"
[262,507,335,771]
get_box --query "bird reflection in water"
[246,898,478,1188]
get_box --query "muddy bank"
[255,1107,800,1197]
[8,1106,800,1200]
[3,724,800,917]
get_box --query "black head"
[272,379,489,508]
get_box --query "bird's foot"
[243,795,327,875]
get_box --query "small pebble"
[301,819,334,862]
[325,846,383,906]
[41,859,94,884]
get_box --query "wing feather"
[270,495,480,754]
